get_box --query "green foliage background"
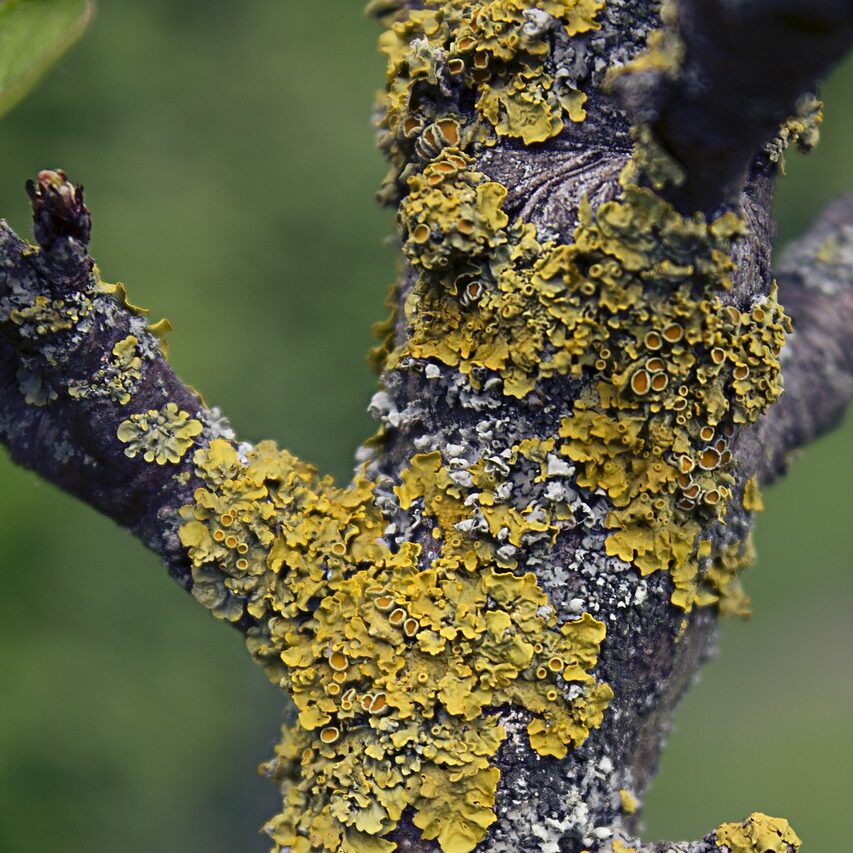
[0,4,849,851]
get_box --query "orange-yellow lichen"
[399,149,517,274]
[385,149,789,609]
[714,813,801,853]
[372,0,603,200]
[116,402,202,464]
[177,439,611,852]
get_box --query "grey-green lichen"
[0,233,175,412]
[0,244,98,405]
[16,365,59,406]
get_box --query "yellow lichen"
[766,94,823,167]
[68,334,142,405]
[116,402,202,464]
[372,0,603,200]
[95,270,173,356]
[618,788,638,815]
[700,537,754,618]
[95,270,150,316]
[742,475,764,513]
[605,4,683,85]
[179,439,611,852]
[147,317,173,357]
[385,150,788,610]
[715,813,801,853]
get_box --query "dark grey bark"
[612,0,853,212]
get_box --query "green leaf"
[0,0,95,119]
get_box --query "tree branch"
[0,171,232,596]
[753,193,853,483]
[612,0,853,212]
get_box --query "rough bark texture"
[1,2,851,853]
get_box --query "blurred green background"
[0,4,849,851]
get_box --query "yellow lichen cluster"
[700,535,755,618]
[765,94,823,166]
[178,439,612,852]
[116,402,202,464]
[8,291,92,338]
[386,151,787,609]
[372,0,603,200]
[399,149,521,275]
[715,813,801,853]
[69,334,142,404]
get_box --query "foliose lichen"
[117,402,203,464]
[764,94,823,167]
[130,0,796,848]
[714,813,801,853]
[371,0,604,202]
[178,438,613,853]
[383,146,788,610]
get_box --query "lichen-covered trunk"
[1,2,852,853]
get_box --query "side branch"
[0,172,233,599]
[753,194,853,483]
[613,0,853,212]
